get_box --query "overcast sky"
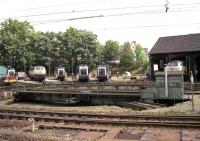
[0,0,200,50]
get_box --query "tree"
[96,43,104,63]
[119,42,136,72]
[62,27,99,74]
[34,31,62,76]
[134,43,148,70]
[1,19,149,75]
[101,40,120,62]
[0,18,36,71]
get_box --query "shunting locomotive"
[54,67,65,81]
[78,64,89,82]
[0,65,16,85]
[28,66,46,82]
[97,64,110,81]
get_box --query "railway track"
[122,101,165,110]
[0,109,199,128]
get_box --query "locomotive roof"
[98,65,108,67]
[168,60,183,63]
[56,66,65,69]
[33,65,45,67]
[79,64,88,67]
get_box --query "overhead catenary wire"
[31,7,200,25]
[11,4,164,19]
[8,2,200,19]
[12,0,200,12]
[1,1,200,31]
[31,9,163,25]
[11,0,166,12]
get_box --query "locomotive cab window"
[58,70,64,75]
[99,68,106,75]
[81,69,87,75]
[8,70,15,75]
[36,67,40,70]
[168,62,178,67]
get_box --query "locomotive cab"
[165,60,185,72]
[78,65,89,82]
[3,68,16,84]
[8,69,15,76]
[97,65,111,81]
[29,66,46,81]
[55,67,65,81]
[97,65,108,81]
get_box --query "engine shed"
[149,33,200,81]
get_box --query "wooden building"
[149,33,200,81]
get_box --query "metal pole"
[165,66,168,97]
[191,82,194,112]
[189,56,191,78]
[190,71,194,112]
[180,128,182,141]
[186,55,187,77]
[32,118,35,132]
[28,118,35,132]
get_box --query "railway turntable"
[14,82,141,105]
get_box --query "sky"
[0,0,200,51]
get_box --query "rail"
[0,109,199,128]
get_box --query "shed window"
[160,60,164,69]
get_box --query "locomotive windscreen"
[8,71,15,76]
[58,70,64,76]
[168,62,178,67]
[99,68,105,76]
[80,68,87,75]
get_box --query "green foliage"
[101,40,120,62]
[0,21,99,74]
[134,44,148,70]
[0,19,36,71]
[34,31,62,74]
[96,43,104,63]
[0,19,148,75]
[119,42,136,72]
[62,27,99,73]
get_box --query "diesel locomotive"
[28,66,46,81]
[0,65,16,85]
[97,64,110,81]
[78,64,89,82]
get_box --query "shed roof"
[149,33,200,55]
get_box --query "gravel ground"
[0,100,129,114]
[1,96,200,115]
[0,129,60,141]
[135,97,200,115]
[1,121,199,141]
[0,119,30,128]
